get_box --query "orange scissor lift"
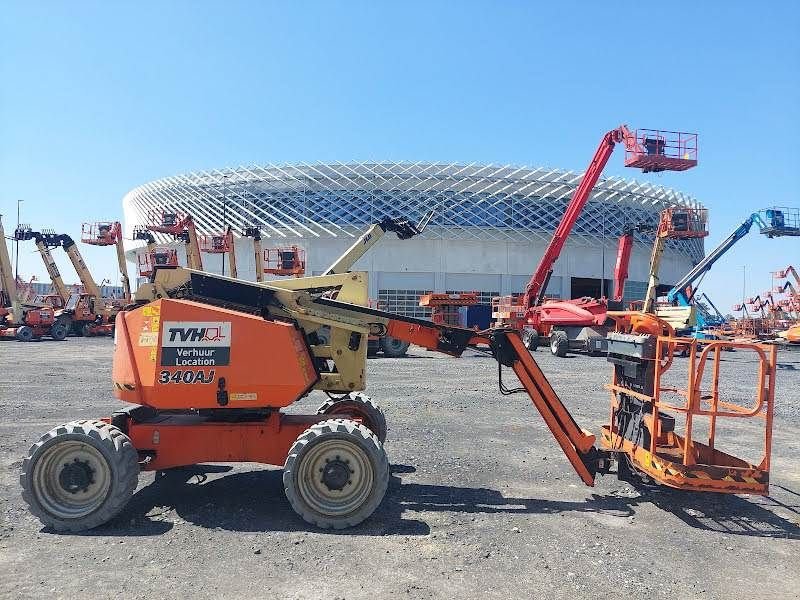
[419,292,479,327]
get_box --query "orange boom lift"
[20,264,776,532]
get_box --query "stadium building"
[122,162,704,319]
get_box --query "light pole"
[600,205,606,298]
[221,175,228,276]
[14,199,23,281]
[742,265,746,307]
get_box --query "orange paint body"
[113,299,318,410]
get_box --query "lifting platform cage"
[603,336,775,494]
[145,210,188,234]
[419,292,479,327]
[199,233,232,254]
[81,222,121,246]
[264,246,306,277]
[623,129,698,173]
[759,207,800,237]
[491,294,526,327]
[137,248,179,277]
[658,207,708,238]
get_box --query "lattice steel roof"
[123,161,705,262]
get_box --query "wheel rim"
[32,441,112,520]
[385,338,404,351]
[297,438,374,517]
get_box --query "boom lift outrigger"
[20,263,776,532]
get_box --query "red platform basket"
[138,248,179,277]
[199,233,232,254]
[658,207,708,239]
[264,247,305,277]
[145,210,188,234]
[624,129,698,173]
[81,222,122,246]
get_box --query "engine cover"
[112,299,319,410]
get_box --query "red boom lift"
[492,126,698,356]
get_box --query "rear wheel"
[317,393,387,443]
[81,323,93,338]
[49,322,68,341]
[380,336,409,358]
[550,330,569,357]
[20,420,139,531]
[283,418,389,529]
[15,326,34,342]
[522,329,539,351]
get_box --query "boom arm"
[667,214,758,305]
[523,126,633,308]
[58,235,106,308]
[110,223,131,302]
[322,212,433,276]
[34,241,70,303]
[612,229,634,302]
[0,217,22,323]
[13,227,71,304]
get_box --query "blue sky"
[1,1,798,311]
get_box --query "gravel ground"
[1,338,798,599]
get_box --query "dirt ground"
[1,338,798,600]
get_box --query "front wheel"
[49,322,68,341]
[380,336,410,358]
[522,329,539,351]
[550,331,569,358]
[15,326,34,342]
[283,419,389,529]
[20,420,139,531]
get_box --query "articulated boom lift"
[0,218,64,341]
[19,265,776,532]
[133,227,179,278]
[144,211,203,271]
[16,226,116,336]
[493,125,698,356]
[81,221,131,302]
[642,208,708,314]
[662,209,799,336]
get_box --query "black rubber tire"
[283,418,389,530]
[15,326,34,342]
[316,392,387,443]
[49,323,68,341]
[550,331,569,358]
[380,336,410,358]
[20,420,139,532]
[81,323,93,338]
[522,329,539,351]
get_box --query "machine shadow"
[626,483,800,539]
[86,465,800,540]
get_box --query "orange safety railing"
[605,337,775,493]
[263,247,305,277]
[137,248,179,277]
[199,233,232,254]
[81,222,122,246]
[624,129,698,172]
[658,207,708,239]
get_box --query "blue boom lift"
[663,207,799,337]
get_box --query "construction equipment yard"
[1,339,798,600]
